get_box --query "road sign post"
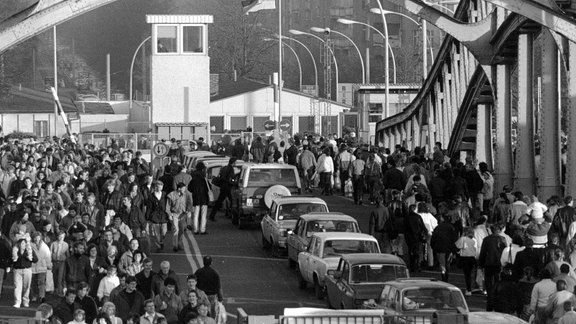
[279,120,291,132]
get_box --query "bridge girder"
[0,0,120,54]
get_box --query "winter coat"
[31,241,52,274]
[147,192,169,224]
[430,222,459,254]
[188,172,210,207]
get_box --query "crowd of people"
[1,130,576,324]
[224,132,576,324]
[0,137,224,324]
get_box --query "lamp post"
[289,29,339,102]
[423,1,456,14]
[337,18,391,118]
[264,38,302,91]
[281,35,318,96]
[373,0,389,119]
[129,36,151,110]
[310,27,365,85]
[373,43,397,84]
[370,8,435,80]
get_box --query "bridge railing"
[375,0,495,154]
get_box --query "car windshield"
[350,264,408,283]
[278,203,327,220]
[247,168,297,186]
[402,288,467,312]
[323,240,379,258]
[306,220,359,237]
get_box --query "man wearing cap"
[113,275,145,322]
[166,183,193,251]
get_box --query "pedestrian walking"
[188,162,210,235]
[12,238,37,308]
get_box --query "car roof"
[311,232,376,241]
[384,278,460,290]
[339,253,406,266]
[299,213,357,222]
[205,160,245,167]
[272,196,327,205]
[241,163,298,170]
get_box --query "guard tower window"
[157,26,178,53]
[183,25,205,53]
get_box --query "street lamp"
[370,8,435,78]
[129,36,151,109]
[373,43,397,84]
[336,19,397,83]
[289,29,340,102]
[337,18,391,118]
[264,38,303,91]
[310,27,365,85]
[423,1,456,14]
[372,1,390,119]
[280,35,319,96]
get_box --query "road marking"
[182,232,200,271]
[225,297,324,307]
[227,312,238,319]
[160,252,282,262]
[186,231,204,268]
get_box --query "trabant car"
[231,163,301,229]
[325,253,408,309]
[364,278,469,318]
[297,232,380,299]
[287,213,360,268]
[261,196,328,257]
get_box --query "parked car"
[297,232,380,299]
[325,253,408,309]
[261,196,328,257]
[287,213,360,268]
[183,151,216,170]
[363,278,469,318]
[231,163,301,229]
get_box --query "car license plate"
[246,199,253,207]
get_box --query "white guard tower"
[147,15,213,141]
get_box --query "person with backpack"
[464,158,484,209]
[335,145,354,196]
[369,195,391,253]
[364,154,382,204]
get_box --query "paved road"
[0,190,487,320]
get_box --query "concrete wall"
[151,55,210,125]
[0,113,80,136]
[79,114,129,133]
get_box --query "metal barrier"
[0,318,42,324]
[78,133,159,151]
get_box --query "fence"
[78,133,158,151]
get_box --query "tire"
[262,233,270,249]
[296,266,307,289]
[325,291,333,309]
[314,276,324,300]
[271,241,280,258]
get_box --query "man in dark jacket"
[431,215,458,282]
[75,282,98,324]
[209,158,237,221]
[195,256,223,317]
[64,241,91,288]
[53,289,81,324]
[404,205,427,273]
[283,139,299,166]
[113,276,145,322]
[369,196,391,253]
[478,223,507,311]
[513,238,545,281]
[0,231,11,297]
[136,258,156,300]
[553,196,576,246]
[152,260,179,296]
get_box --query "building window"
[369,103,383,123]
[230,116,247,132]
[298,116,315,134]
[183,25,204,53]
[157,26,178,53]
[34,121,48,138]
[321,116,338,136]
[253,116,269,132]
[210,116,224,134]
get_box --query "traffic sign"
[153,142,169,157]
[264,120,276,131]
[279,120,291,131]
